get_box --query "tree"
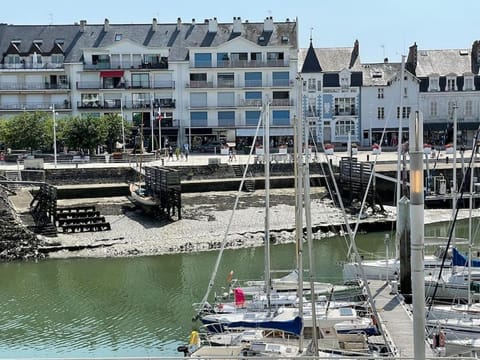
[0,112,49,153]
[62,115,106,154]
[101,114,131,153]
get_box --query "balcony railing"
[76,80,175,90]
[194,59,289,68]
[77,99,176,110]
[240,99,263,107]
[0,82,70,91]
[271,99,294,107]
[83,61,169,71]
[187,81,214,88]
[185,80,293,89]
[0,63,64,70]
[0,102,71,111]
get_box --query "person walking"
[168,145,174,161]
[183,143,189,161]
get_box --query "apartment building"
[0,17,299,150]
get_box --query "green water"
[0,220,467,358]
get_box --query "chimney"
[79,19,87,32]
[472,40,480,73]
[177,17,182,31]
[263,16,274,32]
[208,17,218,32]
[233,16,242,33]
[349,39,359,68]
[191,18,196,25]
[406,42,418,75]
[152,18,157,32]
[384,57,388,63]
[104,18,110,32]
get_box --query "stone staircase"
[56,205,111,233]
[232,164,255,192]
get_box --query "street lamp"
[50,104,57,168]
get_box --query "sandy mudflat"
[40,187,480,259]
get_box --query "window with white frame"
[465,100,473,117]
[377,107,385,119]
[377,88,384,99]
[334,97,356,115]
[464,77,474,91]
[429,76,439,91]
[403,87,408,97]
[308,78,316,91]
[446,77,456,91]
[430,101,437,117]
[396,106,411,119]
[335,119,356,137]
[447,101,456,119]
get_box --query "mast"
[409,111,425,360]
[264,101,272,312]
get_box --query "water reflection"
[0,220,470,357]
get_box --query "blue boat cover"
[452,247,480,267]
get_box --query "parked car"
[197,141,223,153]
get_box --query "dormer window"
[339,69,350,89]
[446,76,456,91]
[428,76,439,91]
[115,33,122,41]
[464,76,474,91]
[377,88,384,99]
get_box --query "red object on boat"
[234,288,246,307]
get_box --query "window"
[272,72,289,87]
[245,91,262,106]
[446,78,456,91]
[272,110,290,126]
[465,100,473,117]
[245,72,262,87]
[217,92,235,107]
[131,73,149,88]
[115,33,122,41]
[272,91,290,106]
[396,106,411,119]
[190,92,207,108]
[448,101,456,119]
[132,93,150,108]
[190,112,208,127]
[429,76,439,91]
[190,73,208,87]
[250,52,262,62]
[194,53,212,67]
[335,119,356,137]
[377,88,384,99]
[218,111,235,126]
[51,54,64,64]
[308,78,316,91]
[464,77,474,91]
[403,87,408,97]
[430,101,437,117]
[267,52,284,65]
[377,107,385,119]
[246,110,261,126]
[217,73,234,87]
[217,52,229,67]
[334,97,356,115]
[6,55,20,64]
[231,52,248,64]
[81,93,100,108]
[92,54,110,68]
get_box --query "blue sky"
[2,0,479,63]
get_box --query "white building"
[0,17,299,151]
[360,60,419,147]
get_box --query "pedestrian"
[228,147,233,162]
[168,145,173,161]
[175,146,180,161]
[183,143,189,161]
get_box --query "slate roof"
[298,45,361,73]
[0,19,297,63]
[415,49,473,77]
[300,41,322,73]
[361,62,402,86]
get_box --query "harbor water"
[0,219,471,358]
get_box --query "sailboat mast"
[264,102,272,312]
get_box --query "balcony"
[155,99,176,109]
[76,80,175,90]
[194,59,289,68]
[240,99,263,107]
[187,81,214,88]
[0,101,71,111]
[84,61,169,71]
[0,63,64,70]
[0,82,70,91]
[271,99,294,107]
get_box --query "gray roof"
[298,46,361,72]
[415,49,473,76]
[0,19,297,63]
[361,62,402,86]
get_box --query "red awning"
[99,70,124,77]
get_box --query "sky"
[1,0,479,64]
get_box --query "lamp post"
[50,104,57,168]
